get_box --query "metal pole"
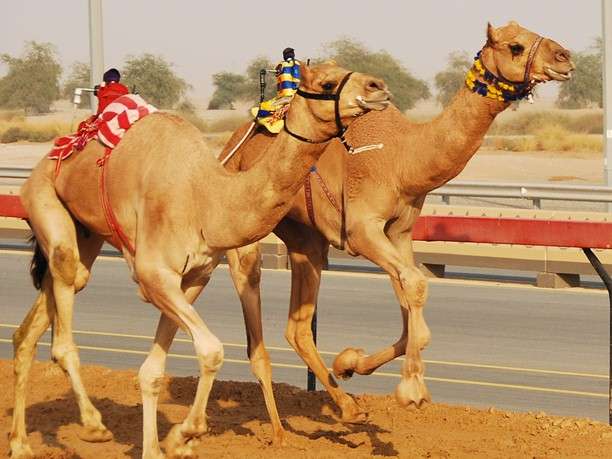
[307,308,317,391]
[603,0,612,211]
[582,248,612,425]
[88,0,104,113]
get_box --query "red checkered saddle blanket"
[48,94,157,161]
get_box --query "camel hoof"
[338,397,368,424]
[164,423,204,459]
[395,376,431,408]
[76,423,114,442]
[332,348,365,380]
[8,439,34,459]
[271,430,287,448]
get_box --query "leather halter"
[477,35,544,99]
[283,71,354,148]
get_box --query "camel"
[218,21,575,423]
[9,62,390,458]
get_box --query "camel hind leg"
[10,189,108,457]
[227,244,286,446]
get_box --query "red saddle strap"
[97,148,136,256]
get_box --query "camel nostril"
[367,79,386,92]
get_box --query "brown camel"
[9,62,390,458]
[218,21,575,423]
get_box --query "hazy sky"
[1,0,603,102]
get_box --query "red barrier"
[0,194,27,219]
[4,195,611,249]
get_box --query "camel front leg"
[136,260,222,459]
[283,247,366,423]
[338,217,430,407]
[227,245,285,446]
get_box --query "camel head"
[481,21,575,88]
[286,61,391,141]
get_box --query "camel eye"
[322,82,336,91]
[509,43,525,56]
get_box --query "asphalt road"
[0,250,609,422]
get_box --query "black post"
[259,69,267,103]
[307,306,317,391]
[582,248,612,425]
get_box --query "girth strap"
[97,147,135,256]
[303,165,343,227]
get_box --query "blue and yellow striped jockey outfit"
[251,58,301,133]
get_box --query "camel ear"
[487,22,500,46]
[300,62,313,84]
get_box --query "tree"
[323,38,430,111]
[557,38,602,109]
[245,56,276,101]
[434,51,472,107]
[121,54,189,109]
[0,41,62,114]
[208,72,248,109]
[62,61,91,108]
[208,56,275,109]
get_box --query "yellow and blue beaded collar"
[465,51,533,102]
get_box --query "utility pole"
[604,0,612,211]
[88,0,104,113]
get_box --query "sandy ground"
[1,360,611,458]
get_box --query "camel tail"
[29,234,47,290]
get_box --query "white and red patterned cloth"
[48,94,157,160]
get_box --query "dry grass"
[488,109,603,135]
[205,113,249,133]
[0,120,72,143]
[0,110,25,122]
[489,124,602,153]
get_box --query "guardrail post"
[582,248,612,425]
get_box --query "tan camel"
[218,22,575,423]
[9,62,390,458]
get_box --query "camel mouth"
[543,67,573,82]
[354,95,392,111]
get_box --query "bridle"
[283,71,354,149]
[468,35,544,102]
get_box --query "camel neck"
[414,85,509,189]
[202,103,333,249]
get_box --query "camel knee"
[48,244,78,285]
[399,268,428,307]
[195,336,224,374]
[138,360,165,397]
[51,341,79,368]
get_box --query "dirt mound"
[1,359,611,458]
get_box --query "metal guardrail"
[0,167,30,180]
[430,181,612,208]
[3,167,612,207]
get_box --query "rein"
[466,36,544,102]
[283,71,354,149]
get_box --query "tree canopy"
[556,38,602,109]
[208,56,275,109]
[121,54,189,109]
[323,38,430,111]
[433,51,472,107]
[0,41,62,114]
[62,61,91,108]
